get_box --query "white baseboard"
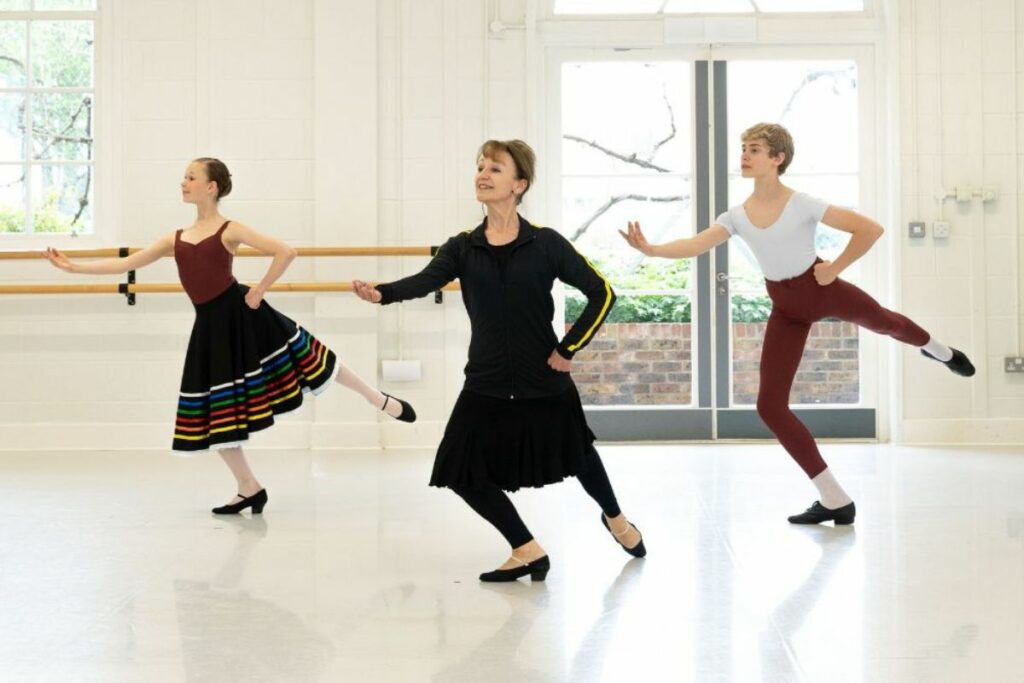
[0,420,446,451]
[15,419,1012,450]
[899,419,1024,445]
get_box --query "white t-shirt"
[713,191,830,281]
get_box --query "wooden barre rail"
[0,282,462,295]
[0,246,434,259]
[0,244,448,303]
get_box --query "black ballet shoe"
[601,514,647,558]
[921,347,976,377]
[381,393,417,423]
[479,555,550,582]
[211,489,268,515]
[787,500,856,525]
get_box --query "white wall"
[897,0,1024,442]
[1,0,1021,450]
[0,0,529,451]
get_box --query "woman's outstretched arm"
[44,232,177,275]
[619,221,730,259]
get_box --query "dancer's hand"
[44,247,75,273]
[813,260,838,286]
[618,221,654,256]
[244,287,264,309]
[547,349,571,373]
[352,280,382,303]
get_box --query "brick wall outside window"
[569,322,859,405]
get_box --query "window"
[552,0,865,15]
[0,0,96,235]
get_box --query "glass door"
[712,50,877,438]
[548,48,877,440]
[553,53,714,440]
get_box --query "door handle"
[715,271,736,294]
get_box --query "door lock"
[716,271,737,294]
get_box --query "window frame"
[545,0,875,19]
[0,0,118,248]
[534,3,899,438]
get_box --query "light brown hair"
[477,139,536,205]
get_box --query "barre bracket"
[118,247,135,305]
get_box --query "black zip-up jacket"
[375,215,616,400]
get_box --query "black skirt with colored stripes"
[173,282,337,452]
[429,384,596,492]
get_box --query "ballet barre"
[0,245,455,304]
[0,246,434,259]
[0,282,461,294]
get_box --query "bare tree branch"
[650,90,677,158]
[33,132,91,144]
[571,193,689,241]
[32,95,91,160]
[563,134,672,173]
[0,55,25,72]
[778,67,856,121]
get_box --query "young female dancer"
[353,140,645,581]
[621,123,974,525]
[45,157,415,514]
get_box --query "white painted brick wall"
[28,1,1019,447]
[900,0,1024,442]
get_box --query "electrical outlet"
[1006,357,1024,373]
[909,221,926,238]
[933,220,950,238]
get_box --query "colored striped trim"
[172,327,335,448]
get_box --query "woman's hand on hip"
[244,287,265,309]
[547,349,572,373]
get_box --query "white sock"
[811,468,853,509]
[921,336,953,362]
[334,364,403,418]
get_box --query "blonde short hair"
[741,123,794,175]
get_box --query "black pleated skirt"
[429,384,596,492]
[172,282,337,453]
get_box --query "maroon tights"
[758,262,929,478]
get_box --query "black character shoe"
[787,500,856,525]
[479,555,550,583]
[212,489,268,515]
[921,347,976,377]
[382,393,417,423]
[601,514,647,558]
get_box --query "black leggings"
[450,445,621,549]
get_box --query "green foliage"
[0,201,22,232]
[590,255,692,290]
[565,292,773,323]
[729,295,773,322]
[0,190,83,233]
[565,294,691,323]
[31,20,93,89]
[0,17,94,234]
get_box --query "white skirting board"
[899,418,1024,445]
[0,421,404,452]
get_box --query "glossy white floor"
[2,443,1023,682]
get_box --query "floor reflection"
[760,526,857,682]
[174,516,334,682]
